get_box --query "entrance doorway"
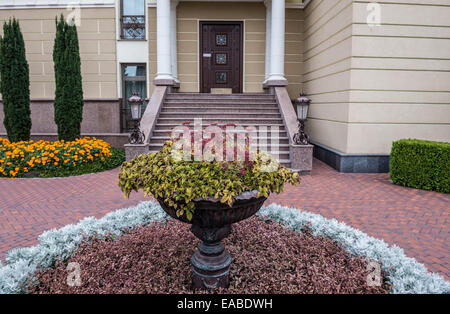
[199,21,243,93]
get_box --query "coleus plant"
[118,122,300,221]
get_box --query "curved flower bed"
[30,217,392,294]
[0,137,113,178]
[0,202,448,294]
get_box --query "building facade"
[0,0,449,172]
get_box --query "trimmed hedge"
[390,139,450,193]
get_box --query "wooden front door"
[200,22,243,93]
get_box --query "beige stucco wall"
[148,6,157,95]
[303,0,450,155]
[348,1,450,154]
[0,7,117,100]
[285,8,304,98]
[148,2,304,98]
[303,0,353,153]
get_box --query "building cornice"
[287,0,311,9]
[0,1,115,10]
[148,0,312,9]
[0,0,311,10]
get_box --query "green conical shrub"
[0,18,31,142]
[53,15,84,141]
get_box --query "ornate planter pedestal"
[190,224,232,289]
[157,192,266,290]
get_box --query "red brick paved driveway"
[0,159,448,280]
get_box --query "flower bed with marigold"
[0,137,115,178]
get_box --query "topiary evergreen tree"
[53,15,83,141]
[0,18,31,142]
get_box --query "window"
[121,0,146,40]
[216,53,227,65]
[121,64,147,132]
[216,34,227,46]
[216,72,227,84]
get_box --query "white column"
[268,0,286,82]
[170,0,179,83]
[155,0,173,81]
[264,0,271,82]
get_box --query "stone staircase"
[147,93,291,168]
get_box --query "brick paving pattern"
[0,159,448,280]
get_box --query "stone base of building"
[312,141,390,173]
[0,98,128,148]
[0,99,121,134]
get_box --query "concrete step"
[166,93,273,99]
[149,136,290,145]
[148,147,289,161]
[254,138,290,145]
[147,150,291,167]
[151,129,288,138]
[152,141,291,149]
[163,104,279,110]
[150,140,288,151]
[161,106,280,113]
[164,100,277,105]
[159,112,282,119]
[157,117,284,124]
[149,141,289,149]
[165,97,276,102]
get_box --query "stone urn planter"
[157,191,267,290]
[119,139,300,290]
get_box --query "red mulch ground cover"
[30,217,391,294]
